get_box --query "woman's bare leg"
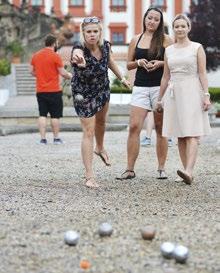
[178,137,187,169]
[94,102,110,165]
[127,106,148,171]
[80,117,98,187]
[154,111,168,171]
[185,137,199,176]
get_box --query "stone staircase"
[15,64,36,95]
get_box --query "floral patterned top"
[71,40,111,118]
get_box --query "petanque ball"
[160,242,175,259]
[64,230,80,246]
[140,226,156,240]
[173,245,189,263]
[98,222,113,237]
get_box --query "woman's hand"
[138,59,149,71]
[203,96,211,111]
[121,78,131,89]
[155,100,163,113]
[71,53,86,68]
[147,60,163,72]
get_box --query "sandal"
[85,177,99,188]
[177,170,193,185]
[94,150,111,166]
[116,170,136,180]
[157,170,168,180]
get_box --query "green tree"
[189,0,220,70]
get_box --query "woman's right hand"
[138,59,149,70]
[71,53,86,68]
[155,101,163,113]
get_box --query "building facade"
[8,0,193,79]
[9,0,192,45]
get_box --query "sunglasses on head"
[83,17,100,24]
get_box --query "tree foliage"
[189,0,220,71]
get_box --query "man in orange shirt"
[30,34,72,144]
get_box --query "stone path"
[0,129,219,273]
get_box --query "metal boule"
[160,242,175,259]
[64,230,80,246]
[74,94,84,102]
[173,245,189,263]
[140,226,156,240]
[98,222,113,237]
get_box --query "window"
[31,0,43,5]
[112,0,125,5]
[151,0,164,6]
[109,23,127,45]
[112,32,125,45]
[70,0,84,5]
[110,0,126,12]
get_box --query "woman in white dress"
[156,14,211,184]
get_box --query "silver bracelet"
[120,77,126,83]
[204,92,210,98]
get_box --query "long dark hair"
[143,7,165,58]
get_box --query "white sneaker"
[168,139,173,147]
[157,170,168,179]
[53,138,64,145]
[140,137,151,146]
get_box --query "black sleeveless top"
[134,34,165,87]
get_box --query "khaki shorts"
[130,86,160,111]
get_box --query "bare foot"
[85,177,99,188]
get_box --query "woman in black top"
[117,7,173,180]
[71,17,130,188]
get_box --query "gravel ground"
[0,128,219,273]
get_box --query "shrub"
[6,40,24,57]
[110,77,131,93]
[0,58,11,76]
[209,87,220,102]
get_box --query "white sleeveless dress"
[162,42,211,138]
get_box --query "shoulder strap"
[136,33,144,47]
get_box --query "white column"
[142,0,151,16]
[61,0,68,15]
[166,0,175,36]
[45,0,52,15]
[127,0,134,41]
[85,0,92,15]
[182,0,191,14]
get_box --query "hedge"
[110,86,131,94]
[0,58,11,76]
[111,86,220,102]
[209,87,220,102]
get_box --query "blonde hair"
[80,21,104,47]
[172,14,191,30]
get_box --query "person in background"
[117,7,173,180]
[140,112,155,146]
[140,112,173,147]
[30,34,72,145]
[156,14,211,184]
[71,17,130,188]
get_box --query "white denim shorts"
[130,86,160,111]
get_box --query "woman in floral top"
[71,17,130,188]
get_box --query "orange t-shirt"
[31,48,63,93]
